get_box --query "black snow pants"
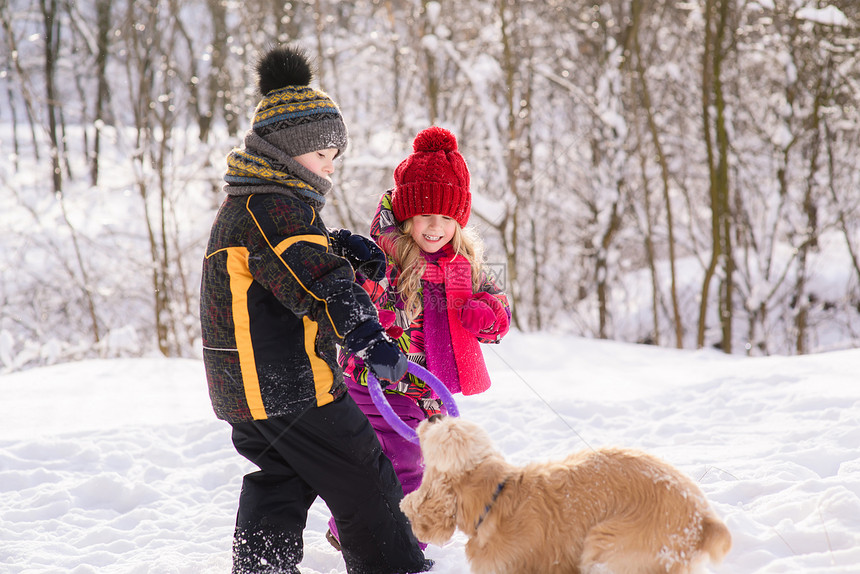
[229,392,430,574]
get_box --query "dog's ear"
[418,417,498,475]
[401,469,458,545]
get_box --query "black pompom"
[256,45,314,96]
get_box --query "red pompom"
[412,126,458,153]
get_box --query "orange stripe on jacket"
[226,247,267,420]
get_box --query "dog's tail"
[699,512,732,564]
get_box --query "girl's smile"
[409,214,457,253]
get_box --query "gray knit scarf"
[223,130,332,209]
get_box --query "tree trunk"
[794,73,825,354]
[628,0,683,347]
[40,0,62,194]
[91,0,112,185]
[596,198,623,339]
[421,0,440,124]
[697,0,733,353]
[0,5,42,162]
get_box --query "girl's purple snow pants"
[328,376,426,548]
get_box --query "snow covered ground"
[2,331,859,573]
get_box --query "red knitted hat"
[392,126,471,227]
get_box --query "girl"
[327,126,511,549]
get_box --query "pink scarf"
[421,249,491,396]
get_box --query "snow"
[2,333,859,573]
[795,6,850,28]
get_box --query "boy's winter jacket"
[200,184,381,423]
[342,191,510,417]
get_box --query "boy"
[200,45,432,574]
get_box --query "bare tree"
[625,0,684,347]
[39,0,63,193]
[697,0,735,352]
[91,0,113,185]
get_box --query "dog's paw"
[400,492,420,521]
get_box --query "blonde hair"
[385,220,485,323]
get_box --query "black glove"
[330,229,387,281]
[345,321,407,387]
[361,338,408,387]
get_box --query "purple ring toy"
[366,361,460,443]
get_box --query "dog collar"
[474,476,510,532]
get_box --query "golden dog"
[401,417,731,574]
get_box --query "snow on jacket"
[342,190,510,417]
[200,189,379,423]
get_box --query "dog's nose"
[428,414,444,424]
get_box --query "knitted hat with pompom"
[252,45,348,158]
[392,126,471,227]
